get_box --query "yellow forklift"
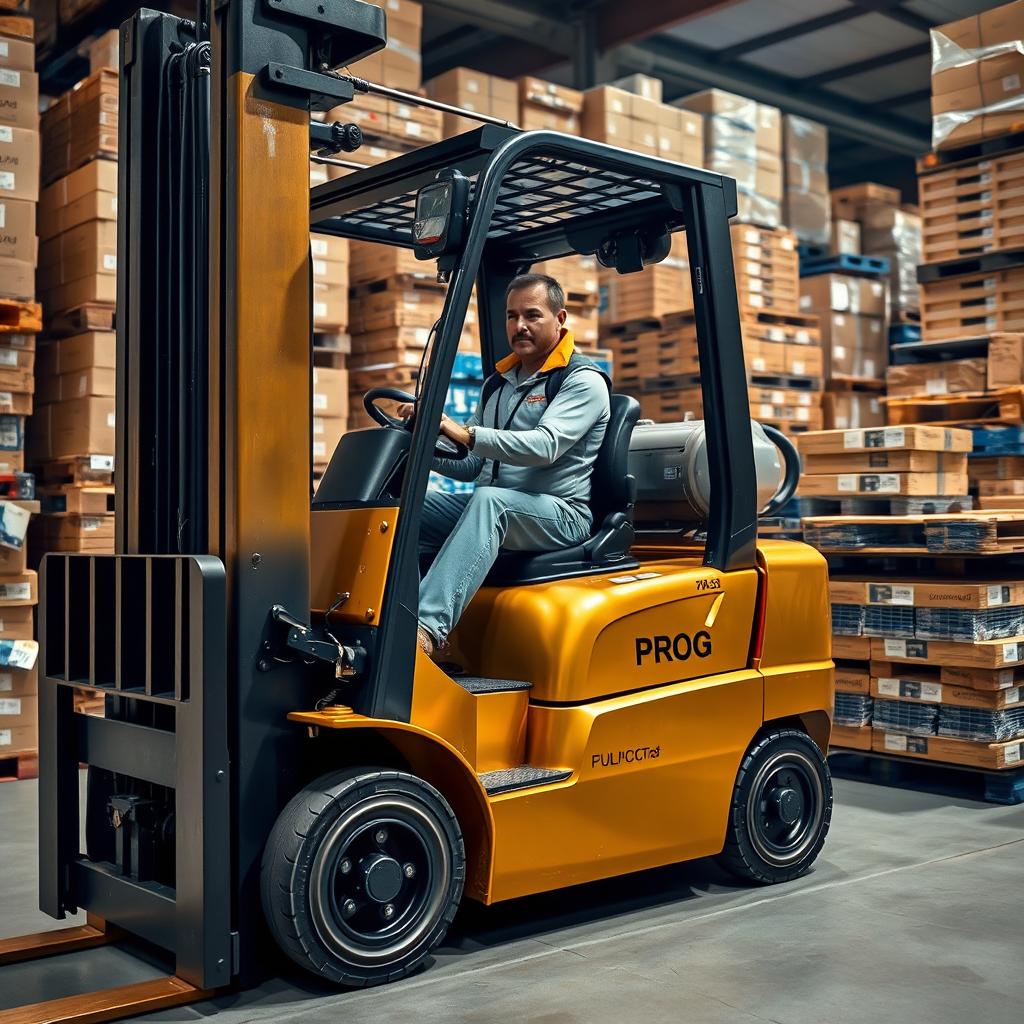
[0,0,833,1014]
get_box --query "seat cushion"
[485,545,639,586]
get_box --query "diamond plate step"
[478,766,572,795]
[453,676,532,695]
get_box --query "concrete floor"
[2,772,1023,1024]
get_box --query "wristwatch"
[467,425,477,450]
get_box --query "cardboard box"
[313,415,345,466]
[800,273,888,318]
[0,255,32,299]
[870,634,1024,669]
[832,634,871,660]
[38,185,117,241]
[886,358,987,398]
[872,730,1023,770]
[834,665,871,694]
[310,233,349,264]
[0,67,37,130]
[37,330,115,377]
[518,76,584,113]
[29,395,114,459]
[0,33,34,72]
[38,217,116,285]
[756,103,781,153]
[0,196,33,261]
[817,313,886,379]
[0,603,33,638]
[805,450,965,475]
[313,367,348,418]
[607,73,661,102]
[42,271,116,312]
[0,124,38,201]
[39,366,115,404]
[830,723,872,751]
[800,471,968,497]
[831,219,860,256]
[0,568,35,604]
[796,424,973,455]
[312,280,348,331]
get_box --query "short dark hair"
[505,273,565,313]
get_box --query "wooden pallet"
[39,455,115,486]
[826,375,887,392]
[38,485,115,515]
[0,749,38,782]
[45,302,116,338]
[886,387,1024,426]
[0,299,42,335]
[829,748,1024,803]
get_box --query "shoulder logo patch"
[526,394,547,404]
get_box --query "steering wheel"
[760,424,802,517]
[362,386,470,461]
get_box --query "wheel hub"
[772,786,802,825]
[362,853,404,903]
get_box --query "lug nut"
[383,904,395,919]
[343,899,357,917]
[340,858,352,875]
[374,829,387,844]
[403,863,415,878]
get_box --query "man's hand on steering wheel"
[363,388,470,460]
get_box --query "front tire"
[261,768,465,987]
[717,729,832,884]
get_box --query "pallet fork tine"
[0,917,212,1024]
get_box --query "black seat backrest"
[589,393,641,527]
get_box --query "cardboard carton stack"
[675,89,782,228]
[800,272,890,430]
[533,254,602,353]
[783,115,830,247]
[345,239,448,433]
[347,0,421,93]
[581,84,703,165]
[28,327,116,556]
[37,72,118,320]
[517,77,583,135]
[424,67,518,137]
[0,18,39,305]
[929,0,1024,151]
[0,529,41,772]
[833,183,922,321]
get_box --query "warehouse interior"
[1,0,1024,1021]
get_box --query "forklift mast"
[35,0,386,992]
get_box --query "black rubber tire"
[717,729,833,885]
[260,768,465,987]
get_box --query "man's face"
[506,283,566,361]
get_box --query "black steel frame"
[312,128,758,721]
[37,553,231,989]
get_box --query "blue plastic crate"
[889,323,921,345]
[445,381,481,419]
[429,472,475,494]
[452,352,484,381]
[969,425,1024,456]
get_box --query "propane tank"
[627,419,799,529]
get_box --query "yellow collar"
[495,328,575,376]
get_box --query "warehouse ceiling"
[419,0,1000,196]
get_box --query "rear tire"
[717,729,832,885]
[261,767,465,987]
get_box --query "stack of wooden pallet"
[798,426,1024,782]
[605,224,822,434]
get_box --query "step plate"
[452,676,532,695]
[479,766,572,795]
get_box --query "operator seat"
[484,393,641,585]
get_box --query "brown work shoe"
[416,625,435,656]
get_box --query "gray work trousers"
[418,485,591,645]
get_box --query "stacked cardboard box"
[311,232,349,334]
[796,425,971,511]
[37,123,118,320]
[0,21,39,304]
[424,67,518,137]
[833,183,922,319]
[599,232,691,329]
[29,328,116,555]
[517,77,583,135]
[40,67,117,186]
[532,254,601,351]
[800,272,889,430]
[929,0,1024,150]
[783,115,830,247]
[676,89,781,228]
[0,537,40,768]
[347,0,422,93]
[581,85,703,165]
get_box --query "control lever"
[310,120,363,156]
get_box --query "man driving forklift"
[398,273,610,656]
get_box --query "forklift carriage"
[1,0,834,1013]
